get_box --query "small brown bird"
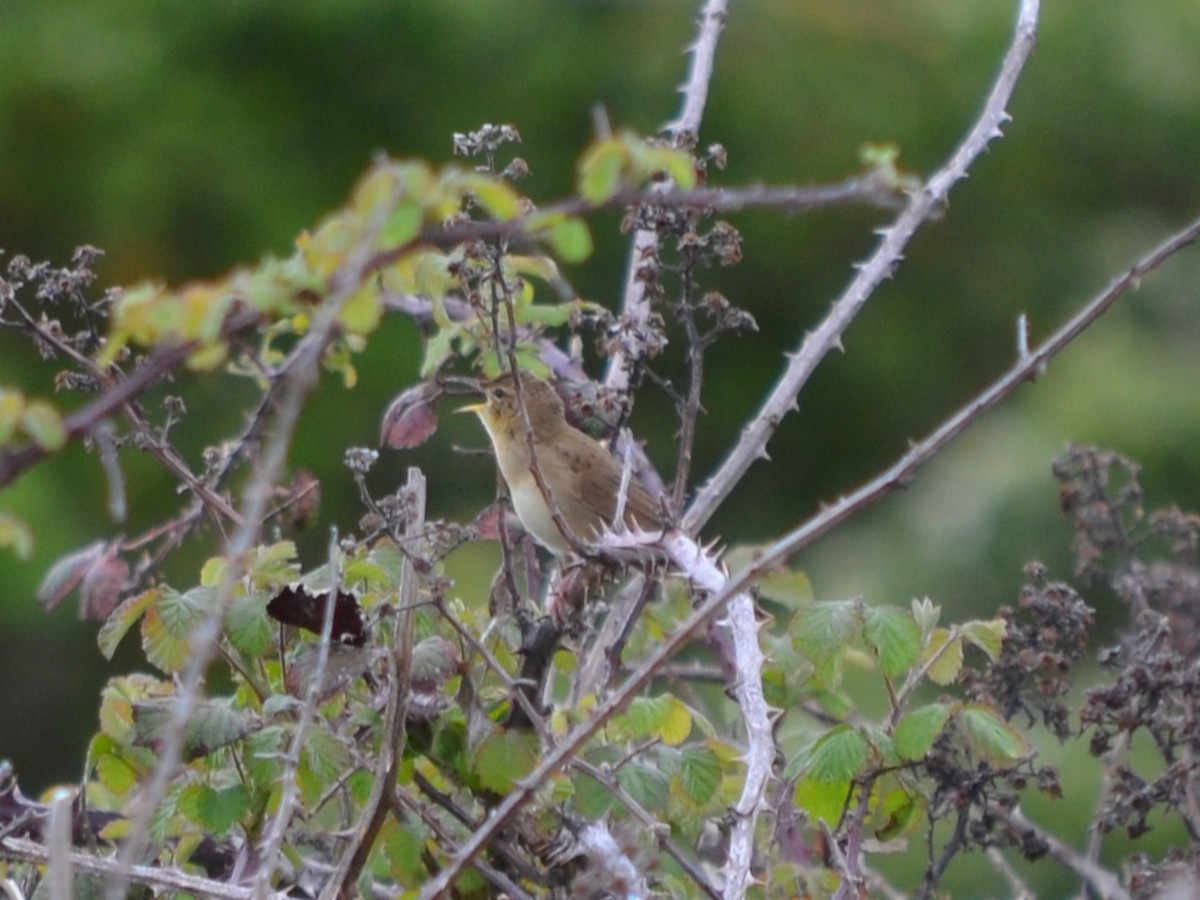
[462,371,663,555]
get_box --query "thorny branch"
[682,0,1043,535]
[317,468,423,900]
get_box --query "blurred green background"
[2,0,1199,892]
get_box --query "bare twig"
[999,807,1131,900]
[253,529,345,900]
[606,0,728,392]
[683,0,1043,535]
[1,836,286,900]
[318,468,424,900]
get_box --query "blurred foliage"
[1,4,1199,895]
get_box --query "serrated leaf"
[473,729,537,794]
[0,511,34,560]
[98,588,158,660]
[617,763,669,811]
[224,592,273,658]
[922,629,964,686]
[957,704,1027,763]
[250,541,299,586]
[679,745,721,806]
[805,725,869,783]
[573,769,616,818]
[178,783,251,835]
[133,698,257,761]
[893,703,954,761]
[863,606,922,678]
[302,724,351,782]
[623,695,672,740]
[963,619,1007,662]
[793,599,862,675]
[142,587,210,673]
[21,399,66,450]
[383,819,428,886]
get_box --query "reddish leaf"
[379,382,439,449]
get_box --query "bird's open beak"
[456,402,485,415]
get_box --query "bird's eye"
[492,387,511,401]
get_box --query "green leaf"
[548,218,593,263]
[224,592,273,659]
[178,784,251,835]
[21,399,66,450]
[339,283,384,335]
[250,540,299,587]
[132,697,257,760]
[794,775,851,826]
[515,300,581,328]
[963,619,1007,662]
[617,763,669,810]
[98,588,157,660]
[793,599,862,683]
[473,729,538,794]
[0,389,24,444]
[0,511,33,559]
[876,787,923,841]
[420,324,459,378]
[577,139,627,204]
[572,768,617,819]
[893,703,954,761]
[380,201,424,250]
[805,725,869,783]
[303,724,350,782]
[922,629,964,686]
[383,819,428,887]
[863,606,922,678]
[957,704,1027,764]
[679,745,721,806]
[622,695,672,740]
[142,587,211,673]
[659,697,693,747]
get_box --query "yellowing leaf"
[922,628,964,686]
[659,697,693,746]
[0,389,25,444]
[578,138,628,204]
[549,218,593,263]
[21,400,66,450]
[473,729,537,794]
[0,512,33,560]
[957,704,1028,764]
[963,619,1007,662]
[339,283,383,335]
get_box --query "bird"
[461,370,664,555]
